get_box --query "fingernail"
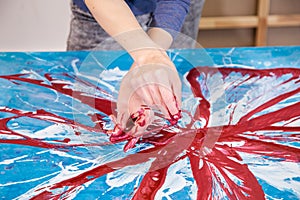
[125,118,135,132]
[173,110,181,120]
[111,125,123,136]
[109,133,131,143]
[168,110,181,125]
[130,112,139,120]
[137,115,146,127]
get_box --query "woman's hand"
[114,49,182,138]
[85,0,182,149]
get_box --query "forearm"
[85,0,140,36]
[85,0,163,59]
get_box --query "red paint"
[132,167,169,200]
[0,66,299,199]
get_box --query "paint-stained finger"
[128,108,154,137]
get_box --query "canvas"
[0,47,299,199]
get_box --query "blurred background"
[0,0,70,51]
[0,0,299,51]
[198,0,300,47]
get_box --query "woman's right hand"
[114,49,182,138]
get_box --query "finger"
[171,73,182,109]
[169,77,182,125]
[123,137,140,152]
[126,93,148,134]
[117,77,132,130]
[109,115,122,136]
[158,86,177,117]
[134,76,170,119]
[142,71,162,108]
[154,68,181,119]
[166,66,182,108]
[109,114,117,125]
[116,109,130,131]
[130,73,154,106]
[129,108,154,137]
[117,74,143,131]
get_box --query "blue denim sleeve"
[149,0,191,38]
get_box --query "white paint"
[227,73,300,125]
[20,70,51,85]
[99,67,127,82]
[35,115,66,123]
[243,153,300,198]
[16,161,96,199]
[49,149,96,164]
[207,72,228,127]
[0,0,71,51]
[11,123,75,142]
[105,161,152,190]
[0,133,23,140]
[216,63,256,69]
[0,155,28,165]
[0,172,59,187]
[156,158,197,200]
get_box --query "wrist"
[130,48,166,64]
[113,28,160,53]
[130,49,176,71]
[147,28,173,50]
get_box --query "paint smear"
[0,49,299,200]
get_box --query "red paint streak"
[0,66,299,199]
[132,167,169,199]
[238,88,300,124]
[205,147,265,199]
[0,73,114,116]
[228,104,237,125]
[186,68,211,126]
[189,154,213,199]
[0,107,107,149]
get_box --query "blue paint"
[0,47,299,199]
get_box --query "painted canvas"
[0,47,299,199]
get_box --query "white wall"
[0,0,71,52]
